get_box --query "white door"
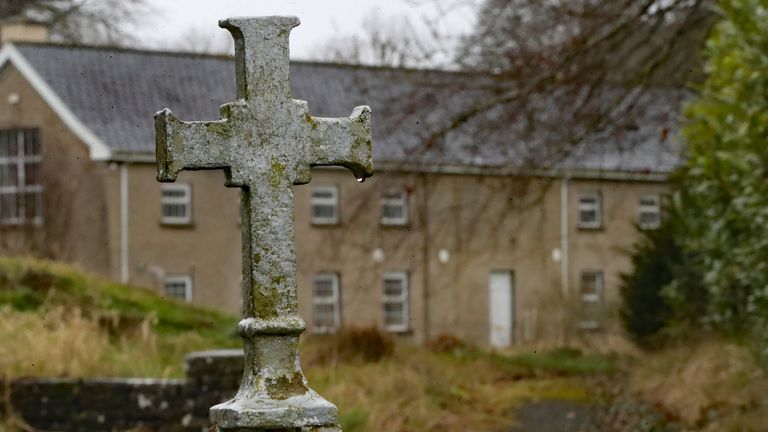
[489,271,514,348]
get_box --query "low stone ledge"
[1,350,245,432]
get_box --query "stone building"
[0,39,681,347]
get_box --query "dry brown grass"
[0,259,614,432]
[632,339,768,430]
[0,314,604,432]
[302,333,597,432]
[0,306,159,378]
[0,305,222,378]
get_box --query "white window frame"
[0,129,43,226]
[163,275,193,302]
[579,270,603,330]
[382,271,409,332]
[311,186,339,225]
[312,273,341,333]
[380,187,409,226]
[577,192,602,229]
[638,194,661,230]
[160,183,192,225]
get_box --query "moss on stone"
[269,158,286,189]
[305,113,318,130]
[265,371,308,400]
[204,120,234,139]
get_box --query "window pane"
[640,212,658,225]
[383,279,403,297]
[580,196,597,205]
[313,304,336,328]
[0,193,18,220]
[382,205,403,220]
[382,189,403,200]
[0,132,16,158]
[314,279,334,298]
[384,302,404,326]
[23,131,40,157]
[162,203,188,218]
[166,286,183,298]
[312,189,334,199]
[24,162,40,186]
[163,189,187,198]
[164,281,188,300]
[581,273,597,293]
[312,204,336,219]
[580,272,602,304]
[0,164,17,187]
[580,210,596,223]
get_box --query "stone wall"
[1,350,244,432]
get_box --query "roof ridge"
[10,41,467,75]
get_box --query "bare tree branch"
[1,0,150,46]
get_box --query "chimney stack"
[0,18,49,44]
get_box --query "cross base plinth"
[211,324,340,431]
[219,428,341,432]
[211,391,339,431]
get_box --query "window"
[638,194,661,230]
[312,273,340,332]
[0,129,42,225]
[579,271,603,329]
[164,276,192,302]
[380,188,408,225]
[161,183,192,225]
[382,272,409,332]
[578,192,602,229]
[311,186,339,225]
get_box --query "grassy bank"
[0,257,239,377]
[0,257,617,431]
[630,339,768,431]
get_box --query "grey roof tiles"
[11,43,684,175]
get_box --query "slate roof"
[9,43,684,176]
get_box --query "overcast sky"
[134,0,478,61]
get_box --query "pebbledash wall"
[0,45,672,347]
[1,351,243,431]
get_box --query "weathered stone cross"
[154,16,372,432]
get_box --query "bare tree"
[169,26,234,55]
[447,0,716,154]
[315,0,716,166]
[1,0,149,45]
[317,11,446,68]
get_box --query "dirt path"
[510,400,594,432]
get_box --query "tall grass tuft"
[0,306,164,378]
[306,326,395,365]
[632,339,768,429]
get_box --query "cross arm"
[155,109,234,182]
[308,105,373,181]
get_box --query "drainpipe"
[560,177,570,344]
[419,173,430,343]
[120,163,129,284]
[560,177,570,299]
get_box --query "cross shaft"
[154,16,372,431]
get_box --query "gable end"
[0,43,112,160]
